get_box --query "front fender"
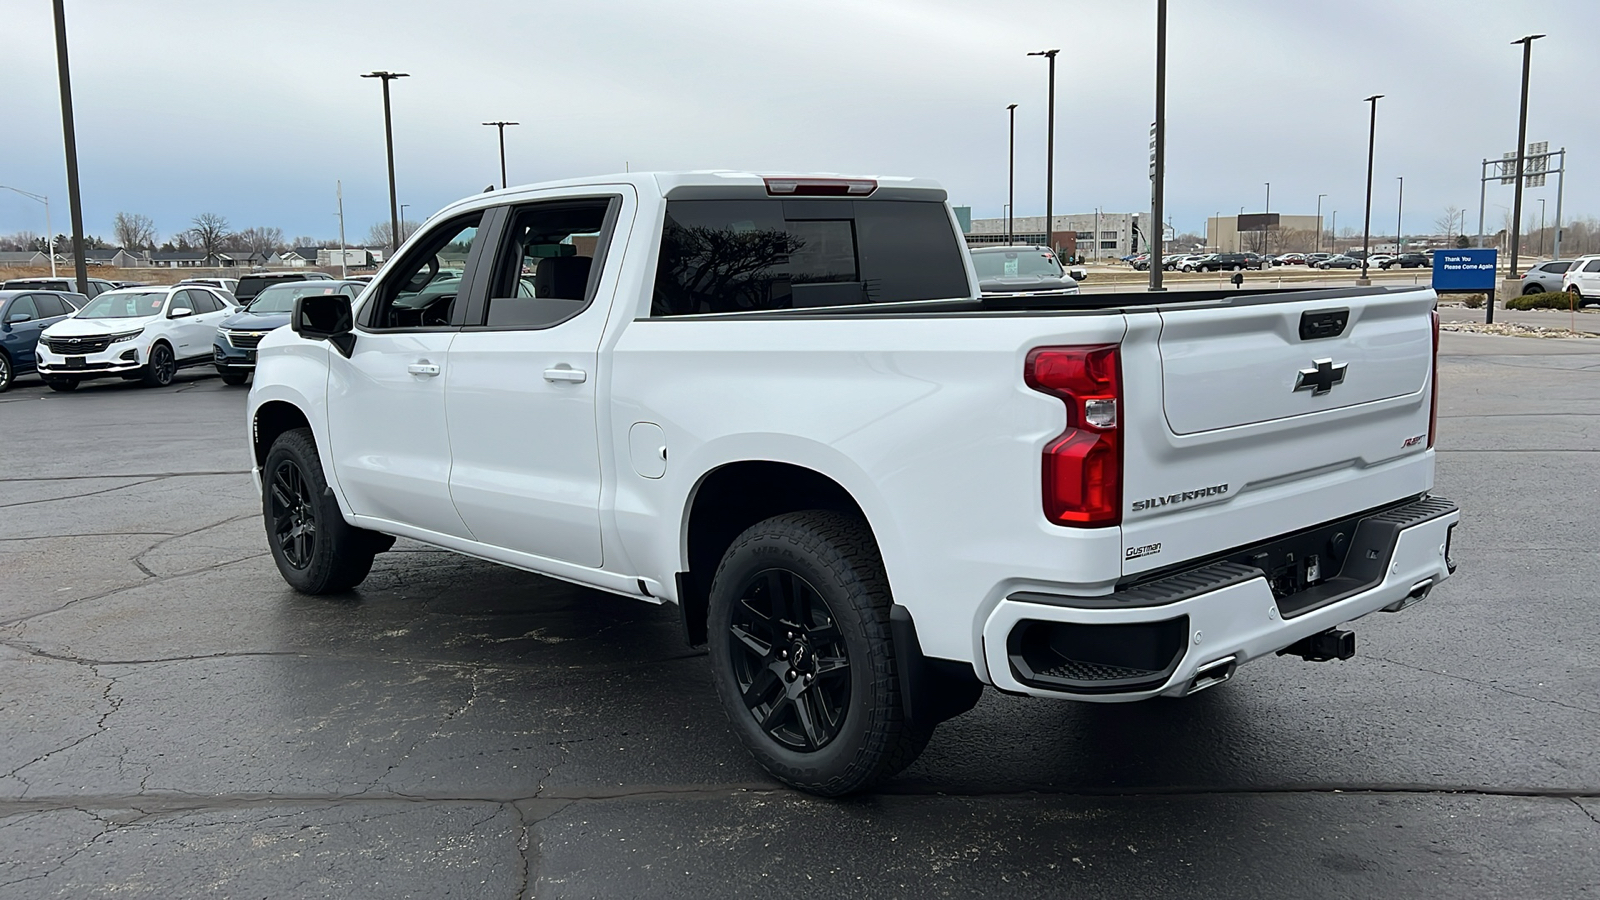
[247,339,349,518]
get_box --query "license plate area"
[244,350,256,362]
[65,356,86,369]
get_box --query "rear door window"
[6,296,39,322]
[651,198,968,316]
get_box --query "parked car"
[214,280,367,385]
[0,290,83,391]
[1366,255,1396,269]
[179,277,240,295]
[1561,255,1600,306]
[1271,253,1307,266]
[1382,253,1430,270]
[1176,254,1212,272]
[1160,254,1186,270]
[968,246,1080,300]
[1304,253,1334,268]
[246,171,1456,796]
[1317,255,1361,270]
[1521,259,1577,294]
[3,276,117,299]
[1242,253,1269,270]
[1199,253,1251,272]
[234,271,334,305]
[35,284,235,391]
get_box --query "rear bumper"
[981,496,1459,701]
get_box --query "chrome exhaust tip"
[1186,656,1237,695]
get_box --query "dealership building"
[963,212,1149,259]
[1206,214,1324,253]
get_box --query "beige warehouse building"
[1206,214,1324,254]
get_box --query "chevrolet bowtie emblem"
[1295,358,1348,395]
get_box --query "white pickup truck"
[247,171,1459,795]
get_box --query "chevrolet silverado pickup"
[247,171,1459,795]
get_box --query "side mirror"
[5,313,33,324]
[168,307,193,319]
[292,293,356,358]
[1067,267,1088,282]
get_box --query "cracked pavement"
[1,337,1598,898]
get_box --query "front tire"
[44,377,78,393]
[221,371,248,386]
[0,352,12,392]
[141,343,176,387]
[263,427,378,594]
[708,511,930,796]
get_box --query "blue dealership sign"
[1432,248,1498,292]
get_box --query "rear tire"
[707,510,930,796]
[1569,287,1585,308]
[1523,284,1542,295]
[263,427,379,594]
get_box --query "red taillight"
[1025,345,1122,527]
[1428,308,1439,449]
[763,177,877,196]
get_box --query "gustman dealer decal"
[1125,542,1162,560]
[1131,483,1229,512]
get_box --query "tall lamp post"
[51,0,88,295]
[0,187,55,276]
[399,204,410,245]
[1149,0,1168,291]
[1006,103,1017,245]
[1395,176,1404,254]
[1537,197,1547,259]
[482,120,519,189]
[1263,182,1271,254]
[362,70,409,253]
[1027,49,1060,254]
[1315,193,1327,253]
[1507,34,1544,296]
[1358,93,1384,285]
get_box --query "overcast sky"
[4,0,1593,245]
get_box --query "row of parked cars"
[1132,250,1434,272]
[1524,256,1600,304]
[0,272,367,392]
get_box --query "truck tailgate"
[1118,287,1438,577]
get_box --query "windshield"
[969,250,1065,279]
[78,291,166,318]
[248,283,350,313]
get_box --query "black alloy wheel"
[142,343,176,387]
[269,457,318,570]
[0,352,11,392]
[262,427,385,594]
[726,568,852,752]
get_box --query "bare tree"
[1433,206,1463,243]
[112,212,158,249]
[185,213,232,258]
[227,226,285,255]
[365,219,420,248]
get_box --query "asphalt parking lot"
[2,332,1598,898]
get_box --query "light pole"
[0,186,55,276]
[1507,34,1544,293]
[1395,176,1404,254]
[1538,197,1546,259]
[1006,103,1017,245]
[399,204,410,245]
[1331,210,1337,254]
[482,120,519,189]
[1149,0,1167,291]
[362,70,409,253]
[1316,193,1326,253]
[1212,210,1219,251]
[51,0,88,295]
[1359,94,1383,285]
[1263,182,1271,254]
[1027,49,1059,254]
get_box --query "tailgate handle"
[1299,308,1349,341]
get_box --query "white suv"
[1561,255,1600,307]
[36,284,236,391]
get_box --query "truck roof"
[428,171,949,223]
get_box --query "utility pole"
[1359,94,1383,286]
[1316,193,1326,254]
[1006,103,1017,245]
[482,120,519,189]
[1507,35,1544,291]
[362,71,409,253]
[1149,0,1167,291]
[336,180,348,280]
[1028,49,1060,254]
[1553,147,1566,259]
[51,0,88,295]
[1537,197,1546,259]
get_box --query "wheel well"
[253,401,311,467]
[679,461,869,646]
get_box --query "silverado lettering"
[1131,483,1230,512]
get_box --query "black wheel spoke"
[759,694,790,732]
[728,565,852,753]
[805,620,841,646]
[741,665,779,708]
[791,690,825,750]
[730,623,771,659]
[813,654,849,678]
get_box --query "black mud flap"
[890,605,984,726]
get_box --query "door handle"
[543,366,587,383]
[407,363,441,377]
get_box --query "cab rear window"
[651,199,969,316]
